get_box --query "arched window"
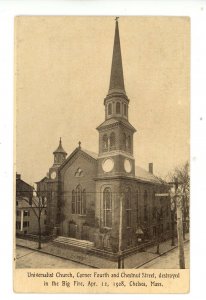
[82,189,86,215]
[127,135,131,151]
[110,132,115,149]
[122,133,127,150]
[116,102,121,114]
[125,187,132,227]
[108,103,112,115]
[72,190,75,214]
[144,190,148,221]
[72,185,87,215]
[103,134,108,152]
[76,185,81,214]
[124,104,127,116]
[103,188,112,228]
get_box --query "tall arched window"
[72,190,75,214]
[116,102,121,114]
[125,187,132,227]
[103,188,112,228]
[127,135,131,152]
[122,133,127,150]
[110,132,115,149]
[103,134,108,152]
[124,104,127,116]
[76,185,81,214]
[144,190,148,221]
[82,189,86,215]
[71,185,87,215]
[108,103,112,115]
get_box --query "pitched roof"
[135,166,162,184]
[81,148,98,160]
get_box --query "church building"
[37,20,171,253]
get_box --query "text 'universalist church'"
[36,19,171,255]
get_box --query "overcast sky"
[15,16,190,185]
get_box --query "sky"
[15,16,190,185]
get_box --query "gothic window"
[76,185,81,214]
[75,167,83,177]
[110,132,115,149]
[125,187,132,227]
[103,188,112,228]
[116,102,121,114]
[124,104,127,116]
[127,135,131,152]
[72,185,87,215]
[122,133,127,150]
[108,103,112,115]
[82,189,86,215]
[103,134,108,152]
[144,190,148,222]
[72,190,75,214]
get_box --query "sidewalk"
[124,234,190,268]
[16,234,189,269]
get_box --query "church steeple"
[104,18,129,121]
[53,137,67,166]
[108,18,125,95]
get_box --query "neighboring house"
[36,20,171,252]
[16,174,47,235]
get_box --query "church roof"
[97,117,136,132]
[135,166,162,184]
[107,19,126,97]
[81,148,98,160]
[53,138,67,155]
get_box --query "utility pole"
[118,193,124,269]
[171,178,185,269]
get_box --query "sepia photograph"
[14,15,190,292]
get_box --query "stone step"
[54,236,94,249]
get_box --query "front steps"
[54,236,94,250]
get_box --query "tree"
[167,161,190,239]
[23,190,47,249]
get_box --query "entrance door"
[68,221,77,238]
[82,224,89,240]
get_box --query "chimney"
[149,163,153,174]
[16,173,21,180]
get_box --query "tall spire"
[108,18,125,95]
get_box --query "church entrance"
[68,221,77,238]
[81,223,89,240]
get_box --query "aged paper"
[14,16,190,293]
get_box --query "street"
[142,241,190,269]
[16,246,92,269]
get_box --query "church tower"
[96,19,136,178]
[49,138,67,180]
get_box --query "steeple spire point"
[108,17,126,96]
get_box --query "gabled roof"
[135,166,163,184]
[35,176,48,184]
[59,147,97,170]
